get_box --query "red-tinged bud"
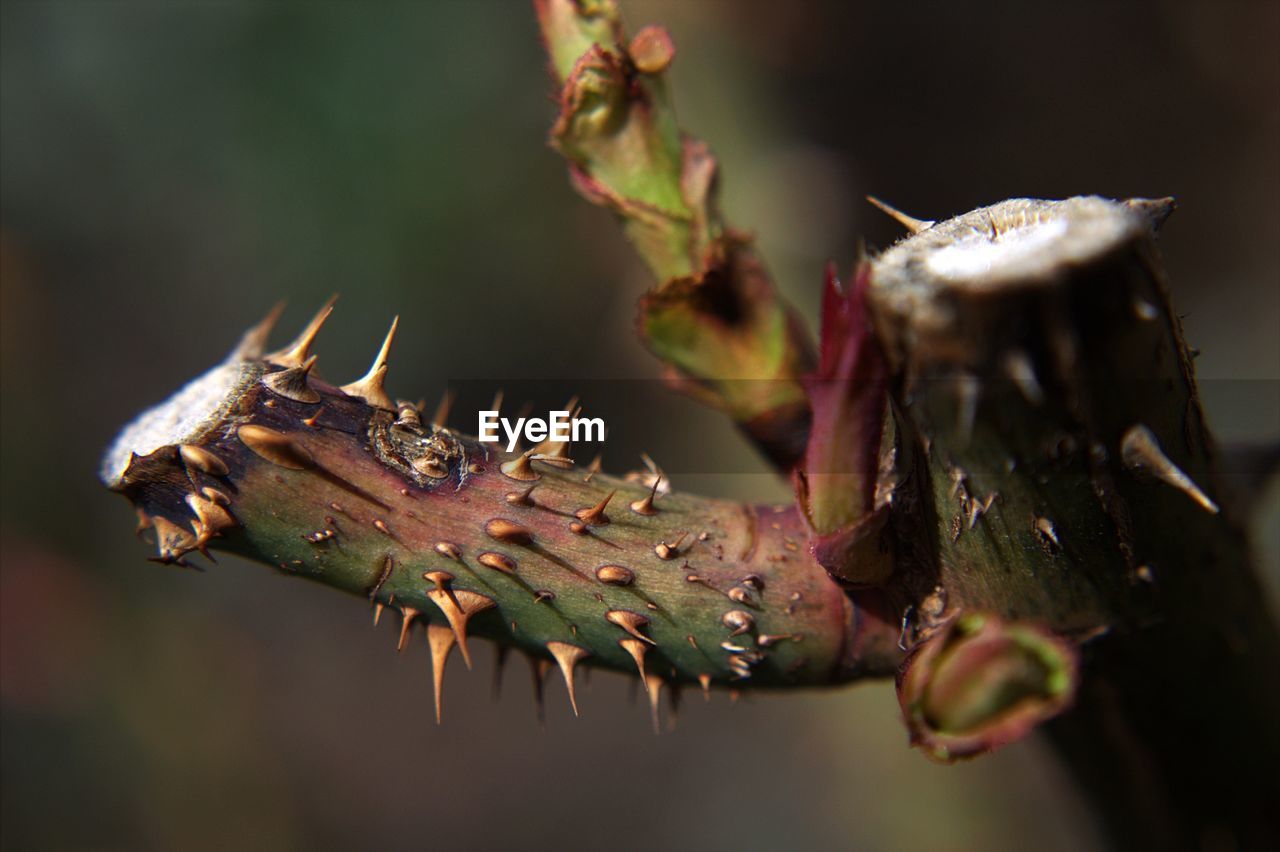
[897,613,1078,762]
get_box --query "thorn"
[434,541,462,561]
[583,453,602,483]
[268,296,336,368]
[1124,196,1176,231]
[484,518,535,546]
[262,357,321,403]
[531,397,578,459]
[698,673,712,701]
[546,641,590,717]
[179,444,229,477]
[423,569,455,591]
[595,565,635,586]
[606,610,655,645]
[641,453,662,477]
[1002,350,1044,405]
[866,195,935,234]
[569,521,588,535]
[231,301,287,361]
[237,424,315,470]
[500,450,540,482]
[340,316,399,411]
[759,633,799,648]
[529,655,550,725]
[954,371,980,444]
[1034,516,1061,550]
[373,602,385,627]
[427,588,495,670]
[505,484,538,506]
[477,551,518,575]
[575,491,615,526]
[492,645,509,699]
[490,388,504,415]
[430,389,454,429]
[629,478,661,516]
[654,532,688,560]
[619,638,648,679]
[184,494,236,551]
[1120,424,1219,513]
[151,515,197,563]
[427,623,456,724]
[721,610,755,637]
[397,607,419,652]
[625,453,669,495]
[644,673,664,734]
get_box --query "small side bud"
[897,613,1078,762]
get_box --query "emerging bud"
[897,613,1078,762]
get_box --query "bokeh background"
[3,1,1277,850]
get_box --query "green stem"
[102,318,901,721]
[535,0,815,469]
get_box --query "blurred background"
[2,1,1277,850]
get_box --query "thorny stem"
[100,3,1280,849]
[535,0,816,470]
[102,319,901,724]
[868,197,1280,850]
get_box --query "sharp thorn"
[340,316,399,410]
[644,673,663,734]
[427,623,456,724]
[629,477,661,515]
[431,389,454,429]
[619,638,648,680]
[528,655,550,725]
[607,610,655,645]
[546,641,590,717]
[575,490,615,526]
[500,450,540,482]
[955,372,980,445]
[1002,350,1044,405]
[492,644,509,700]
[426,588,495,670]
[1124,196,1176,231]
[1120,424,1219,513]
[268,296,336,368]
[231,301,287,361]
[866,195,935,234]
[397,607,419,652]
